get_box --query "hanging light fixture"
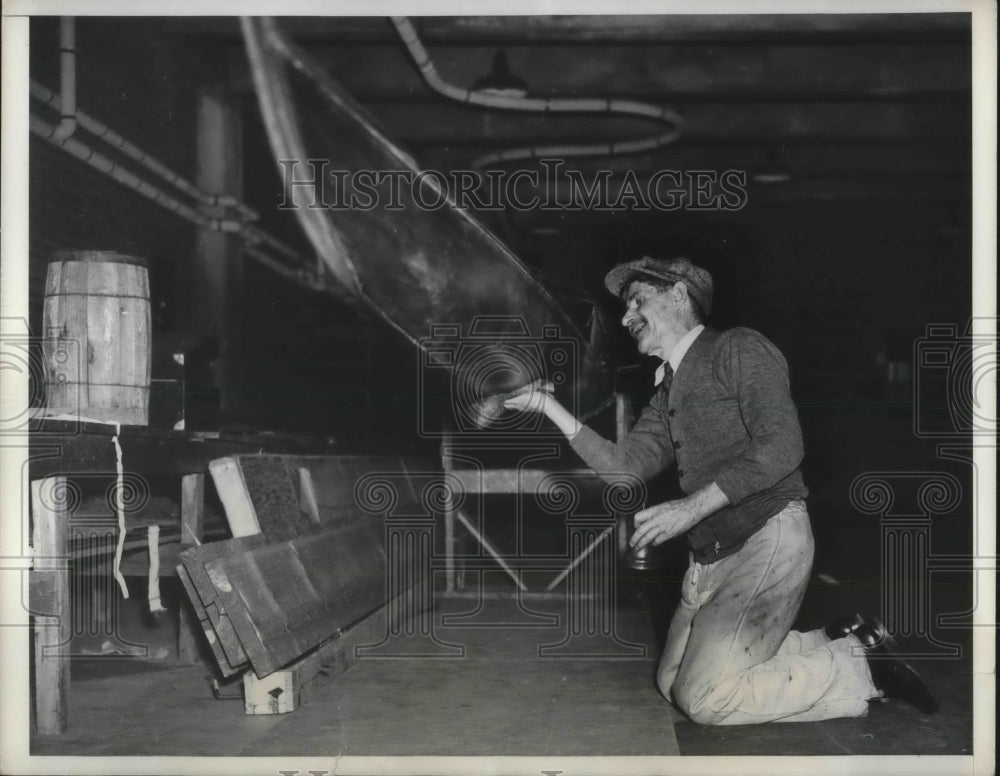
[472,49,528,98]
[751,148,793,185]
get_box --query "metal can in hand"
[623,507,664,571]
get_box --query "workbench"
[27,418,330,734]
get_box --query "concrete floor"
[30,565,973,759]
[33,583,681,757]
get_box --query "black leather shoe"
[855,619,939,714]
[824,613,865,640]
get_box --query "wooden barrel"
[43,251,151,425]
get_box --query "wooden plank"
[183,534,296,675]
[118,542,181,576]
[281,456,417,522]
[181,540,262,668]
[205,520,389,677]
[269,455,397,524]
[211,455,322,539]
[205,555,287,677]
[180,455,436,679]
[242,586,428,715]
[208,456,260,537]
[450,467,598,494]
[179,537,264,668]
[203,600,250,671]
[176,565,244,677]
[284,456,360,519]
[180,473,205,545]
[28,420,327,479]
[296,467,321,524]
[301,519,386,604]
[178,473,204,664]
[236,456,312,539]
[217,453,430,530]
[31,477,71,735]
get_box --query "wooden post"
[190,81,244,418]
[614,391,632,443]
[441,438,457,592]
[444,490,456,593]
[177,473,204,664]
[31,476,71,734]
[614,392,632,555]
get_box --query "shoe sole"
[869,617,894,648]
[867,617,939,714]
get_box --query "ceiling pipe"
[33,113,208,226]
[389,16,684,168]
[31,79,259,223]
[30,112,328,293]
[52,17,77,141]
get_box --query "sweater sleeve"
[568,392,676,484]
[712,329,805,505]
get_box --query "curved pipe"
[52,17,77,141]
[389,16,684,168]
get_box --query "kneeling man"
[506,256,937,724]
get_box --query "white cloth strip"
[110,422,130,599]
[147,526,166,613]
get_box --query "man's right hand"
[503,380,583,439]
[502,379,553,414]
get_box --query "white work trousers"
[657,500,880,724]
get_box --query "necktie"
[660,363,674,396]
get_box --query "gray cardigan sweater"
[570,326,808,563]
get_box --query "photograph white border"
[2,1,995,774]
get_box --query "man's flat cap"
[604,256,714,317]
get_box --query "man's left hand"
[631,498,699,549]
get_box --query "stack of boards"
[178,454,429,714]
